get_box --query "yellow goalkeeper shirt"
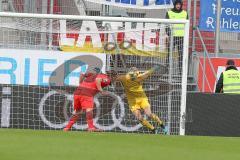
[121,74,146,99]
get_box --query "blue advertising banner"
[85,0,173,9]
[199,0,240,32]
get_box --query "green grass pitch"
[0,129,240,160]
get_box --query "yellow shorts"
[127,96,150,112]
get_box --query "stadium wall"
[186,93,240,137]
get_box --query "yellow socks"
[140,119,154,130]
[140,114,165,131]
[151,114,164,126]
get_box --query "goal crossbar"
[0,12,189,24]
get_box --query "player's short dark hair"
[93,67,101,73]
[226,59,235,66]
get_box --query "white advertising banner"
[0,49,106,86]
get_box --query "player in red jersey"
[64,67,111,132]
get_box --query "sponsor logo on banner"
[198,57,240,92]
[0,49,106,86]
[59,20,169,57]
[0,84,171,131]
[84,0,173,9]
[199,0,240,32]
[0,85,155,132]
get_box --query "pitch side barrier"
[186,93,240,137]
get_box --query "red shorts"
[73,95,94,111]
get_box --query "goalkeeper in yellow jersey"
[114,66,168,134]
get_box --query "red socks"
[86,111,94,129]
[65,111,94,130]
[65,115,79,130]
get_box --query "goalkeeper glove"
[149,65,161,74]
[153,65,161,71]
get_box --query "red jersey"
[97,74,111,88]
[74,73,111,96]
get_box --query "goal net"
[0,12,189,135]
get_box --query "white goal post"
[0,12,189,135]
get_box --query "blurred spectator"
[1,0,13,12]
[165,0,188,73]
[215,59,240,94]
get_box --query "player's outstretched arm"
[136,65,160,82]
[136,71,151,82]
[96,78,108,95]
[115,75,125,82]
